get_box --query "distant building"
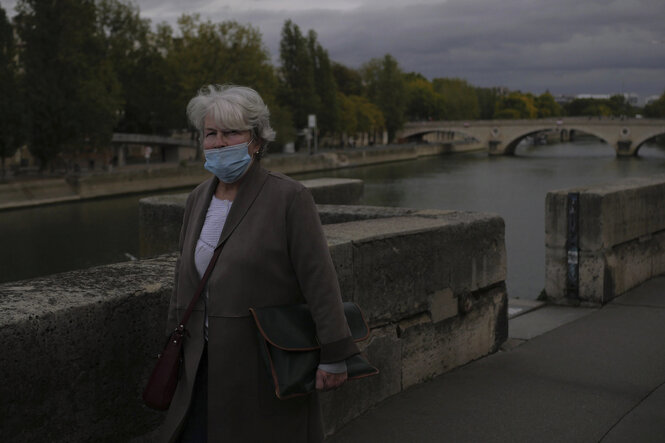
[553,94,575,105]
[645,95,661,106]
[576,93,612,100]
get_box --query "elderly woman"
[159,85,359,442]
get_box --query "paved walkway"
[328,276,665,442]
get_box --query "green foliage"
[0,6,24,177]
[278,20,319,131]
[97,0,180,134]
[332,62,363,96]
[166,16,277,119]
[308,30,340,136]
[494,91,537,119]
[15,0,123,170]
[432,78,479,120]
[475,87,499,119]
[535,92,562,118]
[644,92,665,118]
[338,93,384,136]
[404,74,445,121]
[564,95,636,118]
[362,54,406,141]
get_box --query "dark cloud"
[3,0,664,98]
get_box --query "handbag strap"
[177,243,224,330]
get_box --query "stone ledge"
[1,205,507,442]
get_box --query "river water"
[2,140,664,299]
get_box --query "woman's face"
[203,114,259,155]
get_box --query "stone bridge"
[398,118,665,156]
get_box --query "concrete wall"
[138,178,363,258]
[545,174,665,306]
[0,204,507,442]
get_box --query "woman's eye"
[205,132,216,138]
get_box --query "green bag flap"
[250,302,370,351]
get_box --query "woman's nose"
[216,133,227,147]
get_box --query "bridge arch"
[400,128,480,144]
[633,128,665,155]
[502,126,613,155]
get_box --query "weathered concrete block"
[0,256,176,443]
[327,239,354,302]
[139,193,188,257]
[430,288,458,323]
[300,178,363,205]
[317,205,416,225]
[324,213,506,324]
[400,286,507,389]
[546,175,665,305]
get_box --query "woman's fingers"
[315,369,348,391]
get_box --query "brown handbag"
[142,245,223,410]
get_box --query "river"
[1,140,664,299]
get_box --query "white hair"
[187,85,276,157]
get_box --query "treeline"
[1,0,664,171]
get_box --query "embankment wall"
[0,203,507,441]
[0,143,476,211]
[545,174,665,305]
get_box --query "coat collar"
[216,160,269,247]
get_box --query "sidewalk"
[328,276,665,442]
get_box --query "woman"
[160,85,359,442]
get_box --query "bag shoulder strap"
[178,243,224,329]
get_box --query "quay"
[0,142,480,211]
[329,276,665,442]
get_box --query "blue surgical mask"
[204,140,253,183]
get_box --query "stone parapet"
[138,178,363,257]
[545,174,665,305]
[0,205,507,441]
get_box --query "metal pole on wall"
[308,114,317,155]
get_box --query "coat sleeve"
[165,193,193,337]
[286,187,360,364]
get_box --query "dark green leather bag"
[249,302,379,399]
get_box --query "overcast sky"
[3,0,664,101]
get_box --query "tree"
[475,87,499,120]
[278,20,319,132]
[494,91,537,119]
[535,92,562,118]
[404,73,445,121]
[432,78,480,120]
[15,0,122,170]
[166,16,277,112]
[0,6,24,179]
[97,0,180,134]
[644,92,665,118]
[307,30,340,137]
[332,62,363,96]
[362,54,406,142]
[564,98,612,117]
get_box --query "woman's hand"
[315,369,348,391]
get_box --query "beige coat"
[159,162,359,442]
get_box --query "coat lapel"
[217,161,269,247]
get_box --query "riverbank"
[0,142,481,211]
